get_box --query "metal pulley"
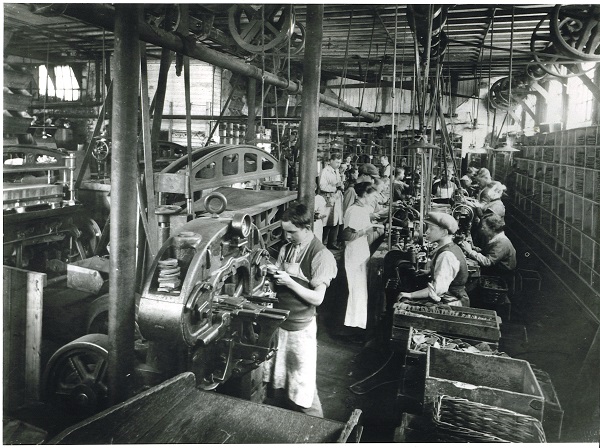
[488,77,529,111]
[42,334,110,416]
[550,4,600,62]
[530,10,598,79]
[144,5,182,33]
[228,5,296,53]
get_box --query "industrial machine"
[42,144,296,417]
[3,144,100,271]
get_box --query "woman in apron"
[341,182,385,333]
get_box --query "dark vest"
[430,241,469,304]
[275,236,327,331]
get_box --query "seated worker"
[460,212,516,291]
[392,167,410,201]
[480,181,507,218]
[263,203,338,418]
[379,155,391,178]
[432,169,459,199]
[474,167,494,201]
[397,212,470,307]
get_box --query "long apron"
[343,205,371,329]
[262,255,318,409]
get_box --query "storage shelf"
[511,126,600,294]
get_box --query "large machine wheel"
[550,4,600,62]
[42,334,109,416]
[228,5,295,53]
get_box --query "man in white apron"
[263,204,338,417]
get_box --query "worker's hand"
[397,291,411,301]
[460,241,472,253]
[372,223,385,229]
[272,270,294,287]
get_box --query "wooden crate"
[532,367,564,442]
[392,305,501,346]
[424,347,545,421]
[50,372,362,444]
[3,266,46,412]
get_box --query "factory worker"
[379,155,391,178]
[397,212,470,307]
[341,182,385,337]
[319,152,344,250]
[264,203,337,418]
[480,181,507,218]
[461,212,516,292]
[475,167,493,201]
[343,163,379,212]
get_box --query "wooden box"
[532,368,563,442]
[392,305,501,349]
[424,347,545,421]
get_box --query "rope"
[260,6,265,137]
[356,13,377,147]
[42,41,50,136]
[387,6,399,248]
[335,7,353,142]
[507,6,515,140]
[487,12,495,145]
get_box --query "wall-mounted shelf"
[510,125,600,294]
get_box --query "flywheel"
[42,334,109,416]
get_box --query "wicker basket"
[432,395,547,443]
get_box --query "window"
[566,62,596,129]
[39,65,80,101]
[545,79,564,126]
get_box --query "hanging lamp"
[466,142,491,154]
[406,140,441,150]
[494,7,520,153]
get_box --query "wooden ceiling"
[1,3,581,86]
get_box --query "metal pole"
[62,4,378,123]
[108,3,140,406]
[246,78,257,145]
[298,5,323,214]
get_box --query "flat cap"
[424,211,459,234]
[359,163,380,178]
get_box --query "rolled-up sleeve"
[309,249,338,289]
[430,251,460,296]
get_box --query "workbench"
[50,372,361,444]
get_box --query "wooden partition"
[3,266,46,411]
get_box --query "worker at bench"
[397,212,470,307]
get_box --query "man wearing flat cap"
[398,211,470,307]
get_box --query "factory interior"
[3,3,600,444]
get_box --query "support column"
[298,5,323,214]
[108,3,140,406]
[246,77,256,145]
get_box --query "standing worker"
[397,212,470,307]
[341,182,385,339]
[263,203,338,417]
[319,153,344,250]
